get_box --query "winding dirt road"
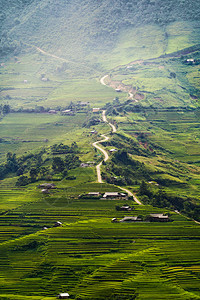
[93,110,142,205]
[100,75,109,86]
[93,134,109,183]
[119,187,142,205]
[102,110,117,133]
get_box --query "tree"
[16,176,29,186]
[6,152,18,172]
[29,168,39,181]
[3,104,10,114]
[52,157,65,173]
[39,166,49,178]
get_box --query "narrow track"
[93,110,142,205]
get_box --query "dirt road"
[100,75,109,86]
[102,110,117,132]
[93,111,142,205]
[120,187,142,205]
[93,135,109,183]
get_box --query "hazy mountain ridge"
[1,0,200,58]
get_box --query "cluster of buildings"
[38,183,56,194]
[47,102,102,116]
[112,213,169,223]
[80,191,128,200]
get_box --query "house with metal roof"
[149,214,169,222]
[57,293,69,299]
[120,216,142,222]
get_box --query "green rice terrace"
[0,107,200,299]
[0,178,200,300]
[1,0,200,298]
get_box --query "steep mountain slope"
[1,0,200,61]
[0,0,200,108]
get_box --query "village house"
[80,163,90,168]
[41,77,49,81]
[41,189,50,194]
[103,192,128,200]
[38,183,56,189]
[87,192,101,197]
[149,214,169,222]
[90,130,98,134]
[186,59,195,63]
[48,109,57,114]
[115,89,121,92]
[111,218,118,223]
[77,101,90,106]
[92,108,100,113]
[61,109,74,116]
[87,161,95,165]
[57,293,70,299]
[120,205,133,211]
[120,216,142,222]
[54,221,62,227]
[109,148,117,153]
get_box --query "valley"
[0,0,200,299]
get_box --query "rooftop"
[120,216,140,222]
[150,214,168,218]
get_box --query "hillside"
[1,0,200,62]
[1,1,200,299]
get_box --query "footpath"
[93,110,142,205]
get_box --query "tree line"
[0,142,81,186]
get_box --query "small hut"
[54,221,63,227]
[57,293,70,299]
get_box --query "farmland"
[0,108,200,299]
[1,1,200,298]
[0,179,200,299]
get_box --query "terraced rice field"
[0,179,200,299]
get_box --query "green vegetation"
[0,180,200,299]
[1,0,200,299]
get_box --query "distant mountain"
[1,0,200,59]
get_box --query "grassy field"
[0,52,117,109]
[1,21,199,110]
[0,112,105,163]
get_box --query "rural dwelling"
[87,192,101,197]
[120,216,142,222]
[149,214,169,222]
[120,205,133,211]
[38,183,56,189]
[54,221,62,227]
[92,108,100,113]
[57,293,69,299]
[48,110,57,114]
[80,163,89,168]
[41,189,50,194]
[109,148,117,153]
[103,192,128,200]
[111,218,118,223]
[61,109,74,115]
[186,59,194,63]
[90,130,98,134]
[77,101,90,106]
[41,77,49,81]
[87,161,95,165]
[115,89,121,92]
[23,79,28,83]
